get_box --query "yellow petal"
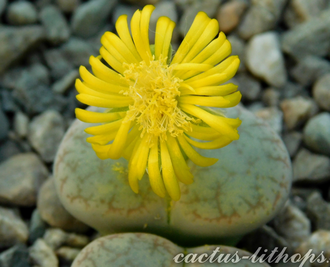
[129,135,149,181]
[84,118,124,135]
[128,138,142,193]
[185,73,228,87]
[140,5,155,58]
[160,141,181,201]
[107,120,132,159]
[86,131,117,145]
[75,108,124,123]
[100,46,125,74]
[179,95,231,108]
[155,16,170,60]
[91,143,111,160]
[76,93,133,108]
[187,124,221,141]
[184,135,232,149]
[177,135,218,167]
[181,83,238,96]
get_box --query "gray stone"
[0,244,29,267]
[217,0,248,34]
[40,5,70,45]
[125,0,159,5]
[6,1,38,26]
[282,10,330,59]
[0,207,29,249]
[52,69,79,94]
[29,209,47,244]
[0,105,9,141]
[179,0,221,36]
[293,148,330,183]
[28,110,65,162]
[273,201,311,249]
[0,0,6,17]
[262,88,280,107]
[0,141,21,163]
[112,4,136,27]
[238,0,287,40]
[37,178,88,232]
[279,81,306,99]
[13,111,29,138]
[44,228,68,250]
[29,63,51,86]
[227,35,246,72]
[56,0,80,13]
[71,0,117,38]
[246,32,287,87]
[280,97,317,130]
[0,26,44,74]
[56,247,81,262]
[0,90,18,112]
[307,191,330,231]
[283,132,302,157]
[35,0,54,9]
[291,56,330,87]
[43,48,74,79]
[284,0,329,28]
[61,38,96,67]
[313,74,330,111]
[254,107,283,134]
[29,239,59,267]
[232,72,261,101]
[0,153,48,206]
[303,112,330,156]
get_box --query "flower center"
[122,59,193,144]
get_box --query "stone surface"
[0,153,48,206]
[293,148,330,183]
[0,105,9,141]
[54,106,291,244]
[273,202,311,249]
[0,244,30,267]
[0,0,6,17]
[217,0,247,33]
[39,5,70,45]
[283,132,302,157]
[227,35,246,72]
[238,0,287,40]
[44,228,68,250]
[29,239,59,267]
[0,26,44,74]
[56,247,81,262]
[282,10,330,58]
[37,178,88,232]
[280,97,317,130]
[52,69,79,94]
[56,0,80,13]
[71,0,118,38]
[232,72,261,101]
[28,110,65,162]
[0,140,21,163]
[0,206,29,249]
[43,48,74,80]
[246,32,287,87]
[13,111,29,138]
[29,209,47,244]
[313,74,330,111]
[254,107,283,134]
[262,88,280,107]
[291,56,330,87]
[6,1,38,26]
[303,112,330,156]
[307,191,330,231]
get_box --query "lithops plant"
[54,105,291,245]
[71,232,271,267]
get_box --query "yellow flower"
[75,5,242,201]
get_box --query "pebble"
[284,0,328,28]
[56,247,81,262]
[37,178,88,232]
[273,202,311,249]
[303,112,330,157]
[307,192,330,231]
[313,74,330,111]
[282,9,330,58]
[0,244,30,267]
[44,228,68,250]
[0,90,18,113]
[56,0,80,13]
[253,107,283,134]
[217,0,248,34]
[0,26,44,74]
[178,0,221,36]
[296,230,330,266]
[283,131,302,157]
[293,148,330,183]
[43,48,74,80]
[71,0,118,38]
[28,110,65,163]
[262,88,280,107]
[291,56,330,87]
[29,209,47,244]
[39,5,71,45]
[52,69,79,94]
[0,153,48,206]
[6,1,38,26]
[0,141,21,163]
[280,96,317,130]
[0,0,6,17]
[112,4,137,27]
[125,0,159,5]
[29,239,59,267]
[0,206,29,249]
[13,111,29,138]
[0,105,9,141]
[232,72,261,101]
[279,81,306,99]
[227,35,246,72]
[238,0,287,40]
[246,32,287,87]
